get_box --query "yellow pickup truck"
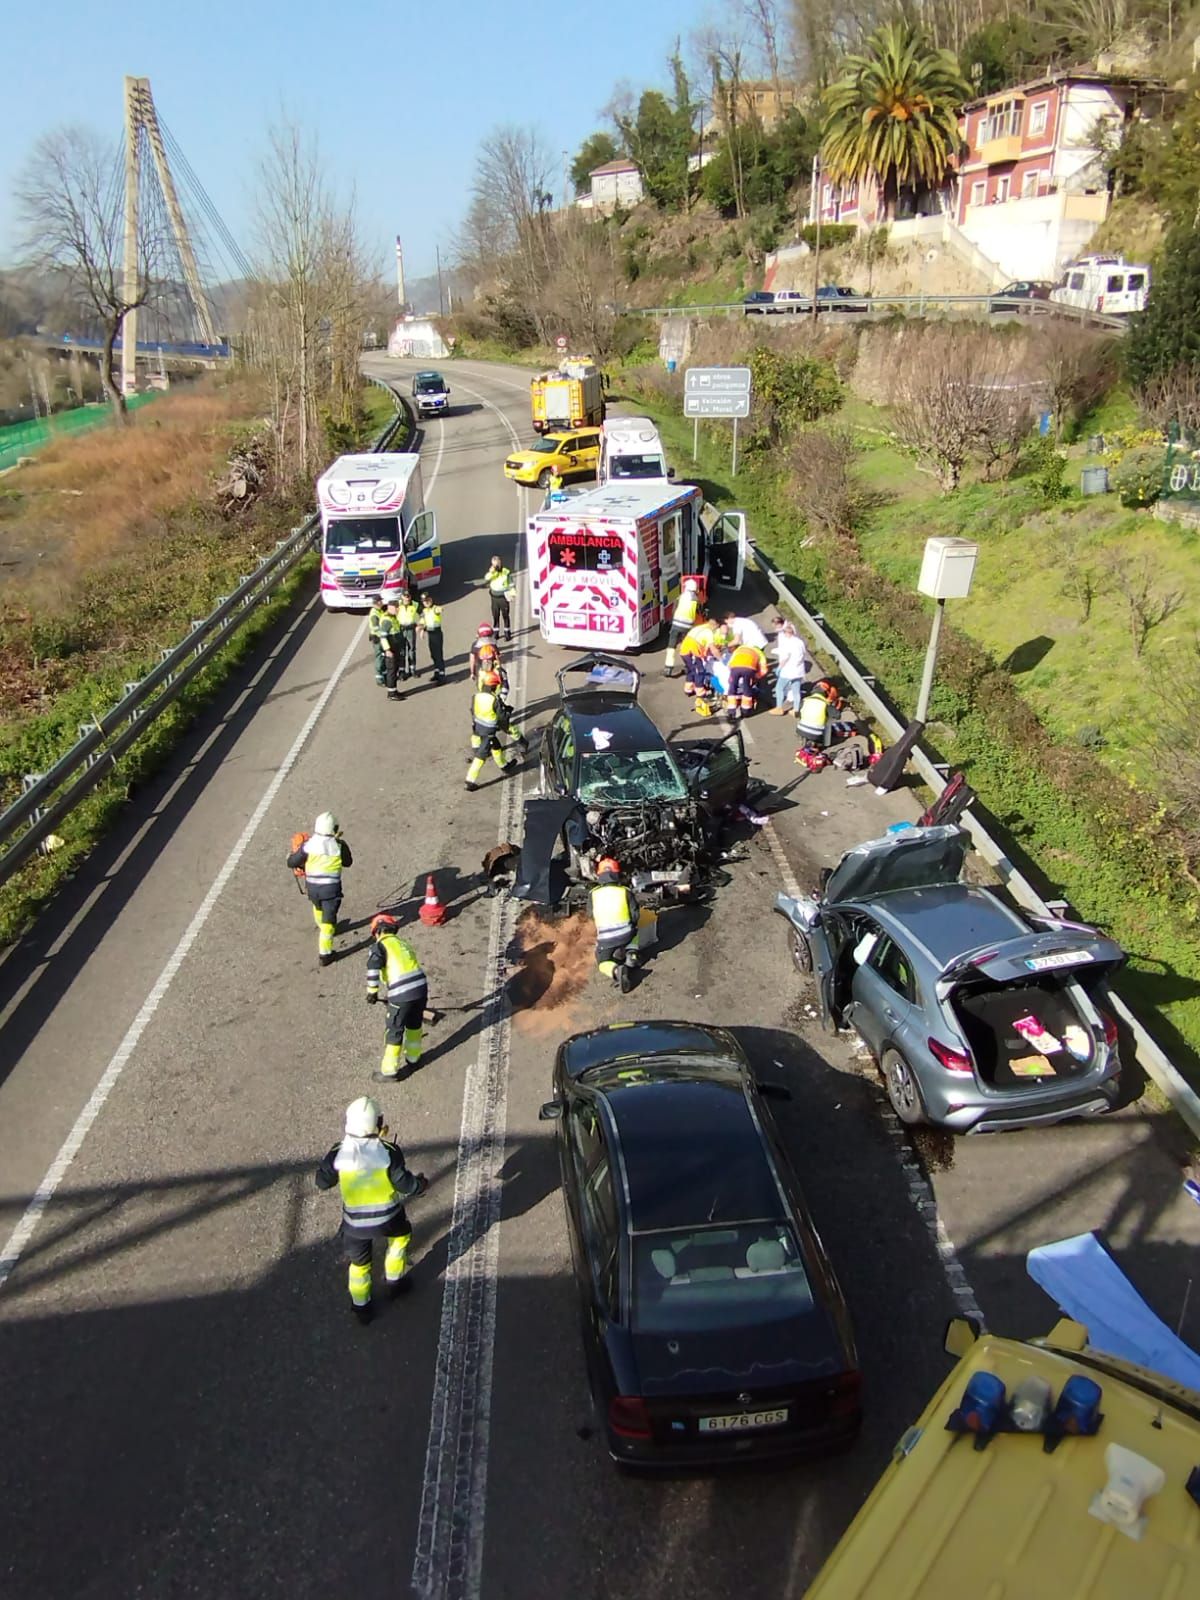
[503,427,602,490]
[807,1315,1200,1599]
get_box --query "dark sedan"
[815,285,870,313]
[989,280,1054,313]
[743,290,775,315]
[539,1021,862,1467]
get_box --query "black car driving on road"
[540,1021,862,1467]
[515,656,749,908]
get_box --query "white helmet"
[314,811,339,837]
[345,1096,382,1138]
[682,579,699,595]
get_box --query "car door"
[706,511,747,590]
[673,724,749,818]
[403,507,441,588]
[561,1092,605,1300]
[846,925,921,1060]
[576,431,601,475]
[541,713,574,795]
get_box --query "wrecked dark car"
[775,825,1125,1135]
[513,654,749,909]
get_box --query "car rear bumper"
[942,1084,1118,1134]
[608,1411,861,1467]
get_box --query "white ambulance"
[315,452,440,611]
[598,416,672,485]
[1050,255,1150,316]
[526,481,747,650]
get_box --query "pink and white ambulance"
[315,452,440,611]
[526,482,746,650]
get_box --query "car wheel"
[882,1049,926,1126]
[538,469,552,489]
[787,924,813,977]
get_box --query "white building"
[583,158,644,214]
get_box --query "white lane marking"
[739,708,982,1321]
[412,409,526,1600]
[0,622,367,1294]
[425,415,446,499]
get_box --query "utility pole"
[436,244,445,318]
[562,149,570,211]
[395,236,407,313]
[810,153,822,325]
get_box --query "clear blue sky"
[0,0,710,283]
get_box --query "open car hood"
[823,824,968,907]
[937,927,1125,990]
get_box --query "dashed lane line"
[411,380,526,1600]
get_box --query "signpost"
[684,366,752,475]
[555,335,568,351]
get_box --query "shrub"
[797,223,856,250]
[1111,444,1165,507]
[745,346,842,451]
[1026,436,1070,505]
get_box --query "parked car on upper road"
[815,285,870,313]
[770,289,812,314]
[988,281,1054,313]
[539,1020,862,1467]
[742,290,775,315]
[503,427,602,489]
[775,825,1124,1134]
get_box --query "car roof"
[560,698,670,749]
[860,883,1029,970]
[546,427,601,441]
[561,1021,742,1078]
[604,1076,785,1232]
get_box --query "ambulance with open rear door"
[525,481,746,650]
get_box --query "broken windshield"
[577,748,688,804]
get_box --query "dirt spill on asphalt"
[509,908,595,1034]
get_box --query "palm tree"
[820,21,970,217]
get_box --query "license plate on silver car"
[698,1408,788,1432]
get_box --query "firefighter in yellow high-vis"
[365,914,428,1080]
[286,811,352,967]
[664,578,702,677]
[465,670,526,790]
[315,1097,427,1325]
[590,857,639,993]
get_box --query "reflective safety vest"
[378,614,401,645]
[679,623,716,658]
[729,645,767,675]
[367,933,426,1003]
[797,692,830,738]
[396,599,419,627]
[335,1139,405,1233]
[367,604,386,639]
[674,591,700,627]
[304,832,343,889]
[472,690,501,732]
[591,883,634,944]
[488,565,512,595]
[420,605,442,629]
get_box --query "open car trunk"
[952,977,1096,1088]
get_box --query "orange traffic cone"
[419,872,447,926]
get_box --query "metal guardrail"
[752,540,1200,1140]
[627,297,1129,332]
[0,381,411,891]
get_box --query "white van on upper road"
[315,452,440,610]
[598,416,673,486]
[1050,255,1150,316]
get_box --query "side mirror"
[757,1082,793,1102]
[538,1100,563,1121]
[667,466,676,479]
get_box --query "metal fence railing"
[0,381,411,891]
[752,540,1200,1139]
[628,296,1128,332]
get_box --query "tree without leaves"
[1135,362,1200,438]
[885,325,1036,493]
[821,19,970,214]
[14,126,169,418]
[1055,527,1106,623]
[1036,322,1119,442]
[1103,550,1184,658]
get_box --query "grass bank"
[623,373,1200,1092]
[0,377,401,943]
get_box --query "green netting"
[0,394,159,472]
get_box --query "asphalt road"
[0,354,1196,1600]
